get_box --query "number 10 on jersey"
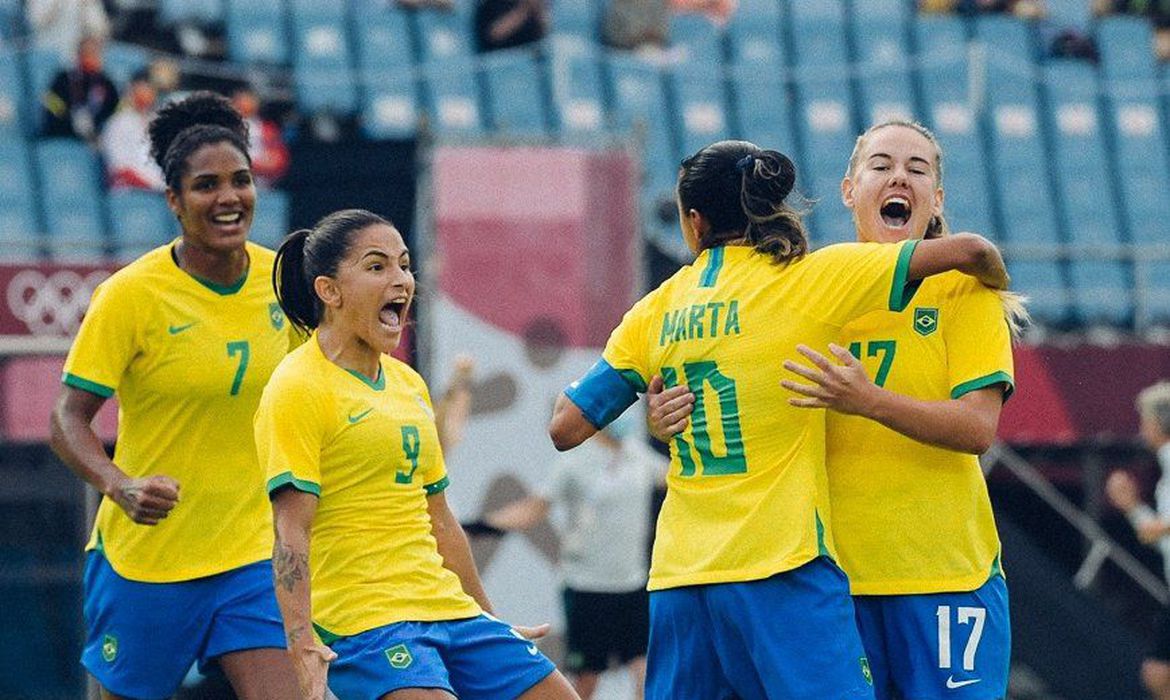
[661,361,747,477]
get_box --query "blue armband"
[564,359,644,429]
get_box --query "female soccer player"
[257,209,579,700]
[49,92,300,699]
[650,122,1025,700]
[549,139,1011,700]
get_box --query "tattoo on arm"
[274,540,309,593]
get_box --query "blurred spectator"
[148,55,183,103]
[41,35,119,142]
[231,85,290,187]
[100,69,164,190]
[920,0,1045,17]
[671,0,736,24]
[1105,381,1170,700]
[474,0,549,53]
[602,0,669,51]
[27,0,109,60]
[1095,0,1170,59]
[1050,27,1100,61]
[484,412,666,700]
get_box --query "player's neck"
[175,239,248,288]
[316,325,382,382]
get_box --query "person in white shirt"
[100,69,164,190]
[1106,381,1170,700]
[486,411,666,700]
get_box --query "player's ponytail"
[272,209,396,335]
[678,140,809,265]
[739,149,808,263]
[274,229,317,334]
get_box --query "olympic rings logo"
[5,269,111,336]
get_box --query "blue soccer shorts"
[82,551,286,700]
[853,575,1010,700]
[645,556,876,700]
[325,613,557,700]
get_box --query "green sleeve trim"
[312,622,341,645]
[62,372,115,399]
[424,475,450,495]
[951,371,1014,401]
[888,239,923,312]
[266,471,321,497]
[617,368,649,393]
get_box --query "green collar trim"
[346,366,385,391]
[171,242,249,296]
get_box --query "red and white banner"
[0,263,119,337]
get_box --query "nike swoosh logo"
[348,408,374,424]
[945,676,982,689]
[168,322,197,335]
[526,645,538,656]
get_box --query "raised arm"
[50,386,180,524]
[271,488,334,700]
[909,233,1009,290]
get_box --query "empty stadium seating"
[0,1,1165,331]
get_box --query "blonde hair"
[846,119,950,239]
[1137,382,1170,436]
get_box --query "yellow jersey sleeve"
[62,277,142,397]
[944,281,1016,400]
[258,371,332,497]
[601,293,656,389]
[565,292,657,429]
[800,240,921,326]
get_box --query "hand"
[451,354,475,389]
[1105,470,1141,512]
[291,643,336,700]
[781,344,882,416]
[646,374,694,442]
[109,475,180,525]
[1138,520,1169,545]
[513,622,550,640]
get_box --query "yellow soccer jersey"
[570,240,922,591]
[62,241,295,582]
[255,336,481,640]
[828,271,1014,595]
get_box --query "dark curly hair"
[678,140,808,264]
[148,91,251,190]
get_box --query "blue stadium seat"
[0,48,24,137]
[226,0,290,65]
[1045,0,1092,28]
[415,7,472,63]
[361,70,419,139]
[1106,87,1170,247]
[34,139,106,259]
[791,76,857,245]
[249,187,290,251]
[24,47,62,132]
[788,0,850,68]
[482,48,549,136]
[852,3,915,124]
[546,39,606,135]
[106,190,173,261]
[1136,261,1170,325]
[1007,259,1070,325]
[726,0,783,68]
[669,13,723,66]
[551,0,599,38]
[606,53,677,193]
[728,65,794,153]
[288,0,345,21]
[291,9,357,114]
[0,138,39,258]
[670,63,729,158]
[420,56,484,136]
[1068,260,1132,325]
[103,42,151,88]
[1044,62,1119,247]
[913,13,967,64]
[973,15,1033,61]
[1097,15,1157,81]
[159,0,225,27]
[353,5,414,71]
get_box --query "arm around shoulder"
[910,233,1009,290]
